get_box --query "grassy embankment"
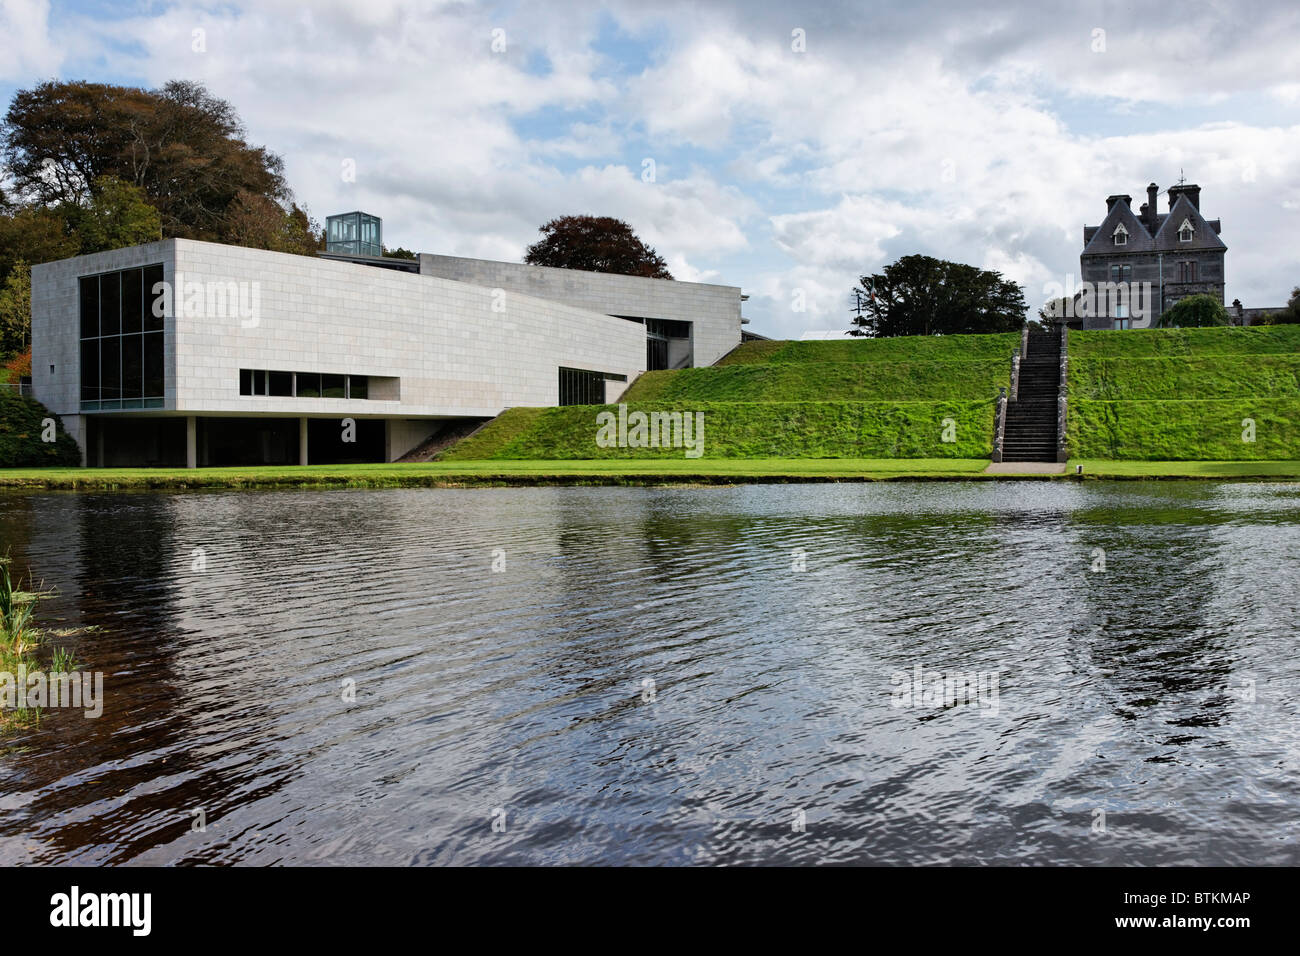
[1067,325,1300,460]
[441,333,1017,462]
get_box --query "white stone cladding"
[32,239,648,462]
[418,254,743,367]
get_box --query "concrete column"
[185,416,197,469]
[299,417,309,466]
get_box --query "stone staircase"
[1002,329,1061,463]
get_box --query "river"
[1,482,1297,865]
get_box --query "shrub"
[3,348,32,379]
[1157,294,1230,328]
[0,390,82,467]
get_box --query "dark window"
[121,268,143,333]
[558,367,608,406]
[321,373,345,398]
[79,276,99,338]
[242,369,375,399]
[121,334,143,399]
[647,337,668,370]
[1179,261,1197,283]
[645,318,691,339]
[81,339,100,402]
[143,333,163,398]
[100,336,121,401]
[100,271,121,336]
[143,264,165,331]
[81,265,165,408]
[296,372,321,398]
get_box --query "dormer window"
[1113,223,1128,246]
[1178,218,1194,242]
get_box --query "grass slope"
[1069,355,1300,400]
[1066,325,1300,460]
[440,399,996,460]
[1069,399,1300,460]
[444,334,1015,463]
[622,359,1008,403]
[718,333,1020,366]
[1068,325,1300,358]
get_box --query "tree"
[60,176,162,255]
[224,190,320,256]
[1264,286,1300,325]
[850,254,1026,337]
[524,215,673,279]
[2,79,291,243]
[1038,296,1075,326]
[383,246,417,260]
[0,205,78,286]
[1158,294,1230,328]
[0,261,31,355]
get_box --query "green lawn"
[0,458,995,489]
[5,457,1300,489]
[1069,459,1300,479]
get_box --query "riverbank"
[2,458,1300,489]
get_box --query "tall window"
[1179,261,1198,283]
[1109,264,1132,283]
[80,264,165,410]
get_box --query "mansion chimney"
[1168,183,1201,211]
[1146,183,1159,227]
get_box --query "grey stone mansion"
[1077,181,1226,330]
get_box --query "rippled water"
[1,482,1298,865]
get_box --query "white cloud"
[4,0,1299,332]
[0,0,61,81]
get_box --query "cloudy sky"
[2,0,1298,335]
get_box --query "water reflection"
[0,483,1297,865]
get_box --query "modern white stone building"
[30,215,746,467]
